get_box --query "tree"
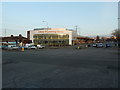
[96,35,100,40]
[112,29,120,48]
[96,35,100,42]
[111,29,120,40]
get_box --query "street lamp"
[118,18,120,29]
[75,25,80,36]
[42,21,48,30]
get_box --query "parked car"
[7,46,19,50]
[37,45,45,49]
[1,46,8,50]
[11,46,19,50]
[2,46,9,50]
[19,46,28,49]
[25,44,34,47]
[23,46,29,49]
[92,43,97,47]
[97,43,103,48]
[28,45,37,49]
[105,43,110,48]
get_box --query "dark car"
[105,43,110,48]
[92,43,97,47]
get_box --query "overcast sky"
[1,2,118,37]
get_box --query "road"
[2,46,119,88]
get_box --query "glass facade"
[33,34,69,46]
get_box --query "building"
[27,28,78,46]
[1,34,31,46]
[73,36,94,45]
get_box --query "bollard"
[21,47,24,51]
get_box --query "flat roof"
[28,28,75,31]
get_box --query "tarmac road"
[2,46,119,88]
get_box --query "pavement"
[2,46,119,88]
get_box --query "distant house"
[0,34,32,46]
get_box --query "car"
[97,43,103,48]
[7,45,16,49]
[7,46,19,50]
[37,45,45,49]
[23,46,28,49]
[11,46,19,50]
[28,45,37,49]
[1,46,8,50]
[105,43,110,48]
[92,43,97,47]
[2,46,9,50]
[19,46,28,49]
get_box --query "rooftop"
[32,28,74,31]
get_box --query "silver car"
[28,45,37,49]
[97,43,103,48]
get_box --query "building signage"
[38,31,67,34]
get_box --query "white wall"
[29,28,77,45]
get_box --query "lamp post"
[75,25,80,36]
[4,28,6,37]
[118,18,120,29]
[42,21,48,30]
[118,18,120,47]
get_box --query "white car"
[37,45,45,49]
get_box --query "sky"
[1,2,118,37]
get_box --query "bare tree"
[112,29,120,47]
[111,29,120,40]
